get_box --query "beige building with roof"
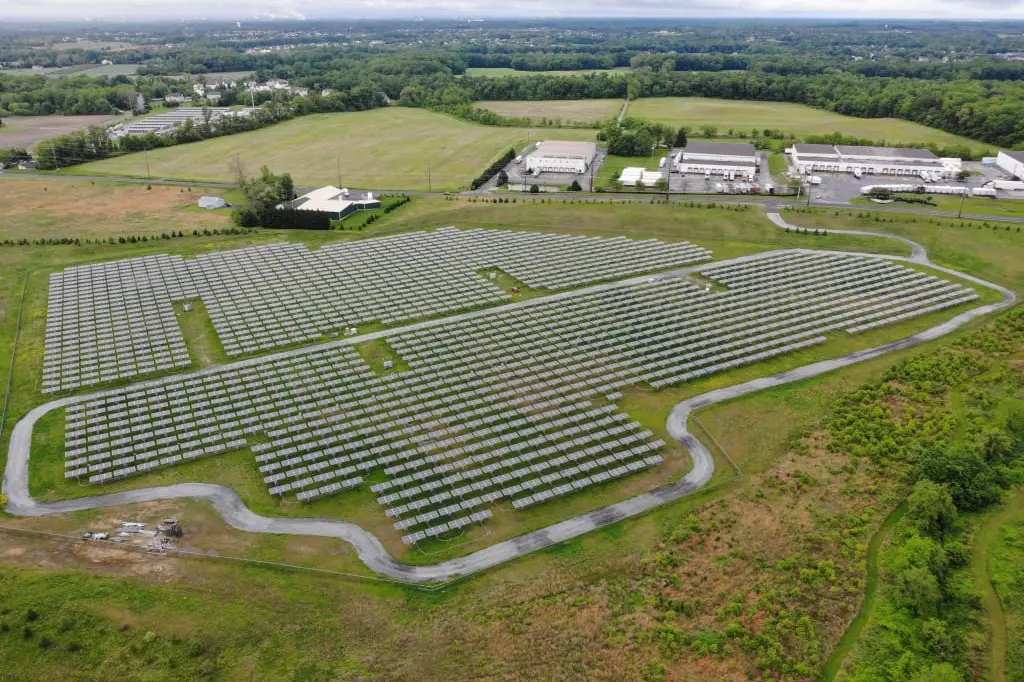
[525,141,597,175]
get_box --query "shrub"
[231,207,259,228]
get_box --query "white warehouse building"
[789,144,962,177]
[996,150,1024,179]
[525,141,597,174]
[674,142,758,178]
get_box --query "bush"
[258,208,330,230]
[470,148,515,190]
[231,207,260,228]
[529,184,540,194]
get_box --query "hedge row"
[470,148,515,190]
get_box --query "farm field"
[73,108,597,191]
[0,114,118,149]
[628,97,992,153]
[0,197,1020,680]
[476,98,622,125]
[465,67,630,78]
[69,63,138,78]
[0,176,231,239]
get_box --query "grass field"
[475,99,622,125]
[853,194,1024,219]
[628,97,992,153]
[593,153,662,189]
[69,63,138,78]
[465,67,630,78]
[0,114,118,149]
[73,108,598,191]
[0,176,230,239]
[0,197,1021,680]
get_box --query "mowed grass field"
[0,114,118,149]
[0,176,230,239]
[74,108,597,191]
[475,98,623,125]
[628,97,991,152]
[465,67,630,78]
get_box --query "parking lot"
[500,143,607,192]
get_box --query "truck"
[994,180,1024,191]
[853,168,863,180]
[514,155,522,164]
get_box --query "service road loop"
[3,216,1016,582]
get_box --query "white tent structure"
[197,196,228,210]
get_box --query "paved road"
[2,219,1016,583]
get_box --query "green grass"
[628,97,992,154]
[594,153,664,189]
[72,108,598,192]
[851,194,1024,219]
[465,68,629,78]
[782,207,1024,293]
[67,63,138,78]
[823,504,906,682]
[474,99,623,126]
[978,489,1024,682]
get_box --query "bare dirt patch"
[0,115,117,149]
[0,176,229,239]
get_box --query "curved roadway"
[3,213,1017,582]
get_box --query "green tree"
[910,663,963,682]
[243,165,295,213]
[891,565,942,617]
[907,480,957,538]
[674,127,688,148]
[919,443,1002,511]
[654,178,669,192]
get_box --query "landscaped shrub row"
[0,227,257,247]
[470,148,516,190]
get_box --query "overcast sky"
[2,0,1024,21]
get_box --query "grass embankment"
[782,206,1024,293]
[852,195,1024,219]
[72,108,597,191]
[627,97,992,154]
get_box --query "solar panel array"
[61,251,978,544]
[43,229,711,393]
[43,255,195,393]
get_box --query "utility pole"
[336,156,342,188]
[427,162,432,193]
[144,146,151,181]
[957,189,967,219]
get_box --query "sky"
[2,0,1024,21]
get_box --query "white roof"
[533,141,597,159]
[291,186,352,213]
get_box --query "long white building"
[789,144,962,176]
[996,150,1024,179]
[525,141,597,174]
[673,142,757,177]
